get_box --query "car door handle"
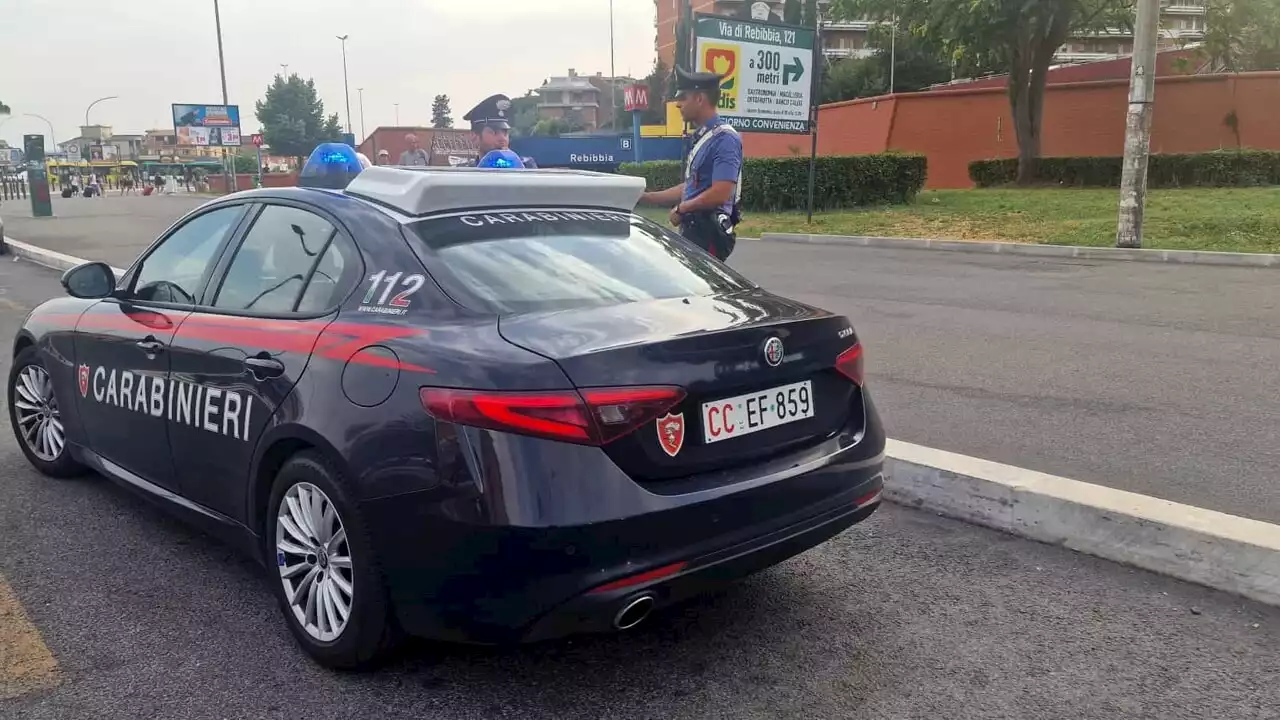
[135,338,165,354]
[244,355,285,379]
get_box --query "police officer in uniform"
[639,67,743,260]
[460,94,538,168]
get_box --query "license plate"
[701,380,814,444]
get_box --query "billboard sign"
[694,14,816,134]
[172,103,243,146]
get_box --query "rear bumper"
[520,481,882,642]
[366,450,884,645]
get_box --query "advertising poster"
[172,103,243,146]
[694,14,816,134]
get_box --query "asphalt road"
[2,242,1280,719]
[6,195,1280,522]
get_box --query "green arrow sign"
[783,57,805,86]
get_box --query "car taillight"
[420,386,686,446]
[835,343,864,386]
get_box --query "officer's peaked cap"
[464,94,513,130]
[674,66,724,95]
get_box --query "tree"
[834,0,1130,184]
[642,57,671,126]
[1203,0,1280,71]
[783,0,803,25]
[254,74,345,162]
[801,0,821,27]
[431,95,453,129]
[0,101,10,115]
[509,93,542,137]
[821,26,952,102]
[532,116,586,136]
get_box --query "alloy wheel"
[275,482,354,642]
[12,365,65,462]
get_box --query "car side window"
[213,205,337,314]
[297,234,359,313]
[132,206,243,306]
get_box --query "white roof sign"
[344,166,647,217]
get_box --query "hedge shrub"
[969,150,1280,189]
[619,153,927,212]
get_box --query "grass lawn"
[641,187,1280,254]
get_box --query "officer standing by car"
[639,67,744,261]
[460,94,538,168]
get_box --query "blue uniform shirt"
[683,115,743,215]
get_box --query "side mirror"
[61,262,117,299]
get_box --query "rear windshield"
[404,209,754,314]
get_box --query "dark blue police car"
[7,149,885,669]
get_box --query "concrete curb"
[885,439,1280,607]
[7,232,1280,607]
[762,232,1280,268]
[4,236,126,280]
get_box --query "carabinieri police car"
[7,144,885,669]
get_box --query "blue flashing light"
[477,149,525,169]
[299,143,363,188]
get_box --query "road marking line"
[0,574,60,701]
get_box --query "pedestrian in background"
[639,67,743,261]
[398,134,430,166]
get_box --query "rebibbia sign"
[624,84,649,113]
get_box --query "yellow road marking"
[0,297,25,312]
[0,574,60,700]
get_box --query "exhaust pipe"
[613,594,655,630]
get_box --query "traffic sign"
[251,134,264,147]
[694,14,816,134]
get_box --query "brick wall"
[740,71,1280,189]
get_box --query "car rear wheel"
[266,451,400,670]
[8,347,86,478]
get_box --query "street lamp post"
[84,96,118,127]
[357,88,366,142]
[337,35,353,135]
[609,0,617,129]
[280,63,289,77]
[24,114,57,152]
[394,103,400,125]
[213,0,235,192]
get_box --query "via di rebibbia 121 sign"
[694,14,816,134]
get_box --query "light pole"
[609,0,617,129]
[889,6,897,94]
[213,0,235,191]
[357,88,366,142]
[84,96,118,127]
[394,103,399,125]
[280,63,289,77]
[24,114,57,152]
[337,35,352,135]
[1116,0,1160,248]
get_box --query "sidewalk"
[3,193,206,269]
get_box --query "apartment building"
[655,0,1209,69]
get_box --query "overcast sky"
[1,0,657,148]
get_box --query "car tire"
[7,346,88,478]
[265,451,400,670]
